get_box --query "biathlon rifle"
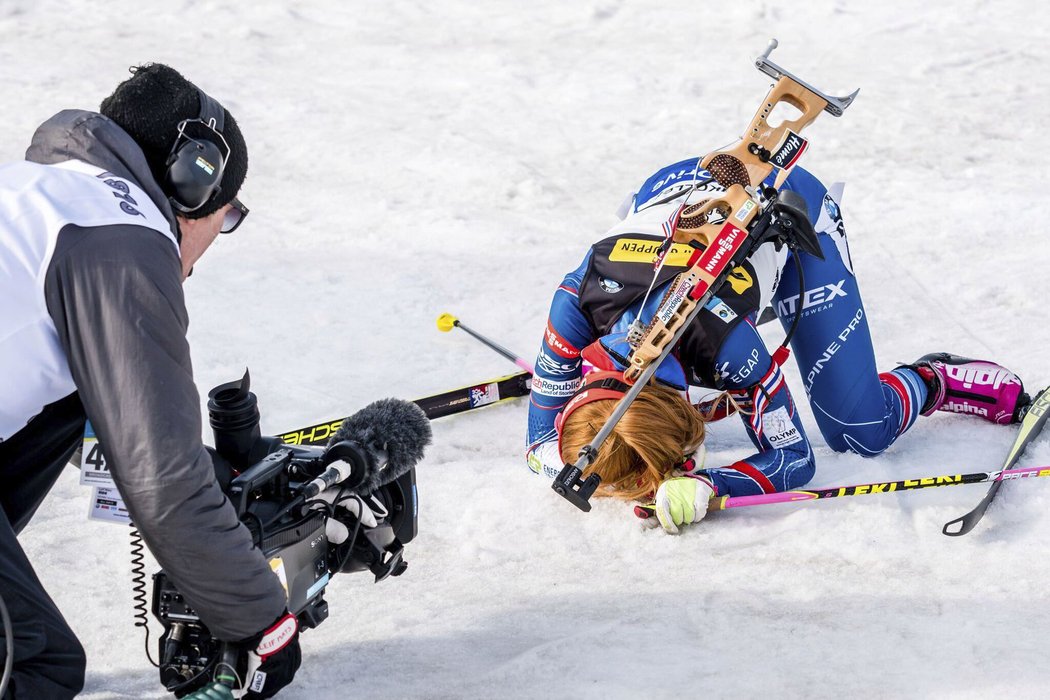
[552,39,859,511]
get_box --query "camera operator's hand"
[234,611,301,698]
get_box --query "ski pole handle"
[436,313,534,374]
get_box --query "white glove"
[654,476,714,534]
[309,491,382,544]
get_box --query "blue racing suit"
[526,159,929,498]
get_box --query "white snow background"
[4,1,1050,698]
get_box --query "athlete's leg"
[773,232,926,456]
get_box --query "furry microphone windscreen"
[329,398,432,495]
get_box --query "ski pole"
[436,313,534,374]
[941,387,1050,536]
[633,464,1050,519]
[712,465,1050,510]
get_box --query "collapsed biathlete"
[526,157,1029,533]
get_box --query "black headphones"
[164,88,230,214]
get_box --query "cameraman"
[0,65,298,698]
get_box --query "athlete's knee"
[822,432,853,454]
[821,425,893,457]
[784,450,817,489]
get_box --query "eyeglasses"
[220,197,249,234]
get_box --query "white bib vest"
[0,159,177,440]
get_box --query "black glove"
[235,611,301,699]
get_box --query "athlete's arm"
[525,252,596,479]
[699,319,816,497]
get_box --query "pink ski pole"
[634,465,1050,520]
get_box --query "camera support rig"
[552,39,859,511]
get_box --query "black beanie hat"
[99,63,248,219]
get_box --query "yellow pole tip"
[436,313,459,332]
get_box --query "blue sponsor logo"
[823,194,841,221]
[536,351,578,376]
[307,573,330,600]
[634,158,718,211]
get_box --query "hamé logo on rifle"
[770,130,808,170]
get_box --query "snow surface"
[6,1,1050,698]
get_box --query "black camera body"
[152,373,418,696]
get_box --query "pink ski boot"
[912,353,1029,425]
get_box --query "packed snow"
[4,1,1050,697]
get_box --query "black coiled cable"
[129,524,159,668]
[779,249,807,351]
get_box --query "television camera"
[150,372,430,696]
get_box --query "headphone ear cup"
[165,137,226,212]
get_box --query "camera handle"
[257,440,373,529]
[228,449,294,516]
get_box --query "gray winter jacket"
[23,110,286,641]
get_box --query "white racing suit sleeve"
[526,439,565,481]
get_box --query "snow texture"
[5,1,1050,698]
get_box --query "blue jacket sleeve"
[525,251,596,477]
[702,318,815,496]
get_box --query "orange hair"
[558,383,706,502]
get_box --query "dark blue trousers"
[0,393,87,700]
